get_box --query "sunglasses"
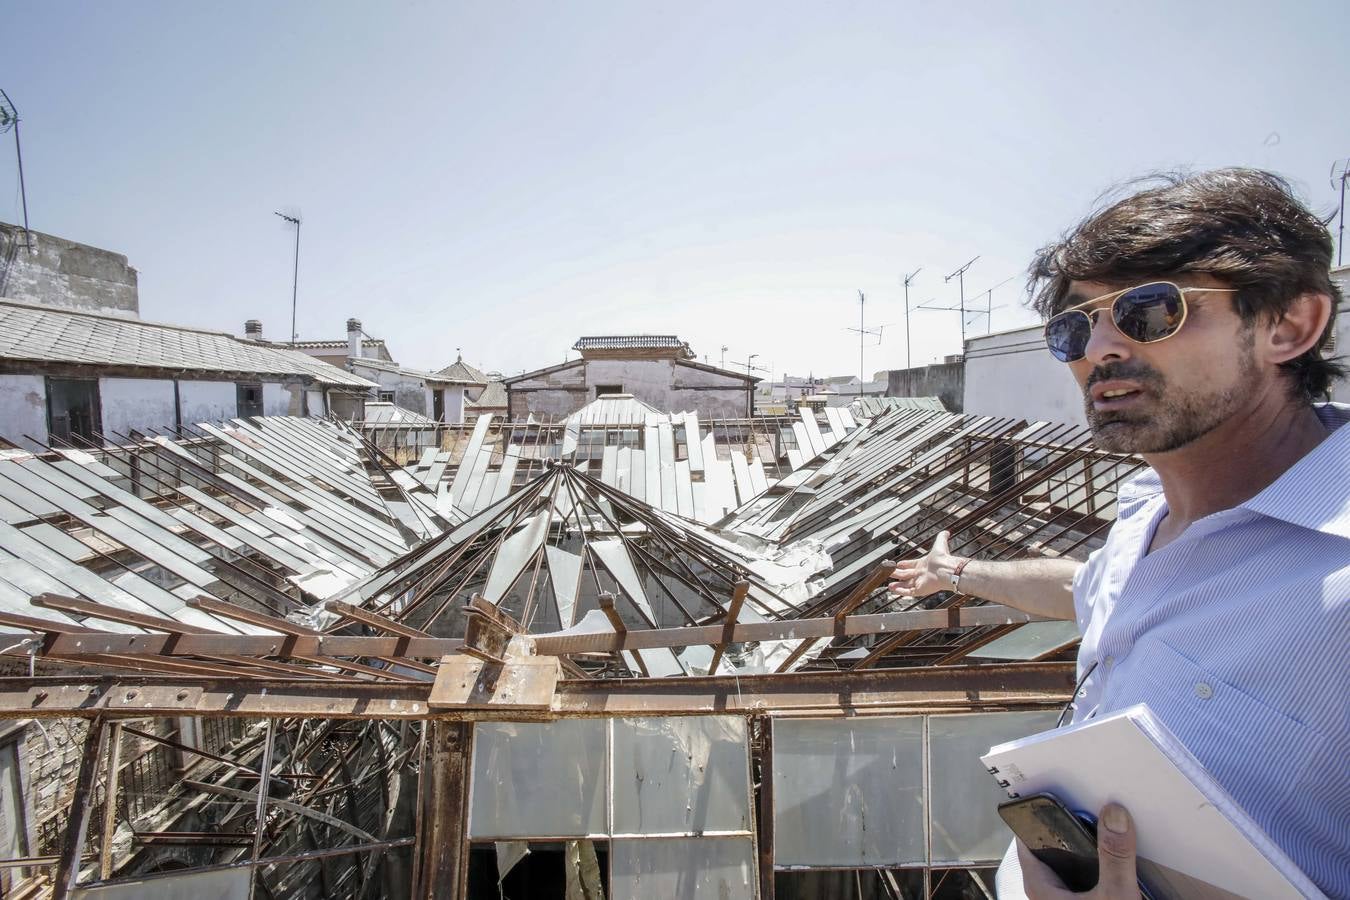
[1044,281,1237,363]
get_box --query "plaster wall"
[508,359,750,419]
[262,382,296,416]
[885,362,964,413]
[352,364,429,415]
[99,378,176,436]
[177,381,239,424]
[0,222,139,316]
[0,374,49,449]
[963,326,1086,426]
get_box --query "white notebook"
[980,704,1325,900]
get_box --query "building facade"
[505,335,758,421]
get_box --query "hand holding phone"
[999,793,1157,898]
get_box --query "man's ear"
[1262,292,1334,365]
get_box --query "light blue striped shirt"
[1064,402,1350,897]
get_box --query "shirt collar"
[1112,403,1350,539]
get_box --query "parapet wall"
[0,221,139,316]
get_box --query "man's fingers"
[932,529,952,556]
[1095,803,1140,898]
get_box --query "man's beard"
[1083,343,1258,454]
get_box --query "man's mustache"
[1085,362,1165,392]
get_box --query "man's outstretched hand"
[888,529,963,600]
[1018,803,1143,899]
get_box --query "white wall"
[262,382,294,416]
[178,380,238,425]
[99,378,176,438]
[0,374,49,449]
[964,325,1086,426]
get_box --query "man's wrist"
[949,557,972,590]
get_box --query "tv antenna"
[274,210,302,345]
[846,290,887,397]
[943,256,980,345]
[1332,159,1350,266]
[0,89,32,253]
[902,268,921,371]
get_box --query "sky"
[5,1,1349,382]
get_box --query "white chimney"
[346,318,362,358]
[244,319,263,341]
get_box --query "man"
[889,169,1347,898]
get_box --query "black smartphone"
[998,792,1101,892]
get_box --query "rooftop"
[572,335,695,359]
[435,354,489,385]
[0,298,376,388]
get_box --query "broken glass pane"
[928,710,1060,864]
[773,716,925,866]
[469,720,607,838]
[610,837,755,900]
[611,716,751,836]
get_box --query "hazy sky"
[6,1,1348,381]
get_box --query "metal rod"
[98,722,124,880]
[247,719,276,900]
[52,716,107,900]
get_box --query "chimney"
[244,319,263,341]
[346,318,362,358]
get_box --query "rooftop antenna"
[846,290,886,397]
[902,268,922,371]
[721,345,728,369]
[0,89,32,253]
[274,210,302,345]
[1332,159,1350,266]
[944,256,980,348]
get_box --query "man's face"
[1064,275,1262,454]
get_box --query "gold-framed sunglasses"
[1043,281,1237,363]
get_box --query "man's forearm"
[957,557,1081,621]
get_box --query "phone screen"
[998,793,1099,892]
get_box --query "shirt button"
[1194,682,1214,700]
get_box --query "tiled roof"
[291,338,387,351]
[573,335,688,351]
[435,355,488,385]
[348,356,446,382]
[466,380,507,409]
[0,299,376,388]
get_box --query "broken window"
[469,716,754,898]
[236,382,264,417]
[46,377,102,446]
[594,384,623,397]
[377,390,396,404]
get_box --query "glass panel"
[469,720,607,838]
[612,716,751,836]
[968,620,1080,660]
[928,710,1060,864]
[610,837,755,900]
[773,716,925,866]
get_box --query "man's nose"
[1082,310,1133,366]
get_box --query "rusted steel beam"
[707,580,748,675]
[325,599,432,638]
[549,661,1074,717]
[52,716,107,900]
[22,605,1045,663]
[99,722,123,880]
[416,720,472,900]
[0,661,1073,719]
[597,592,647,676]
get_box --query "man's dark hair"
[1028,168,1344,401]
